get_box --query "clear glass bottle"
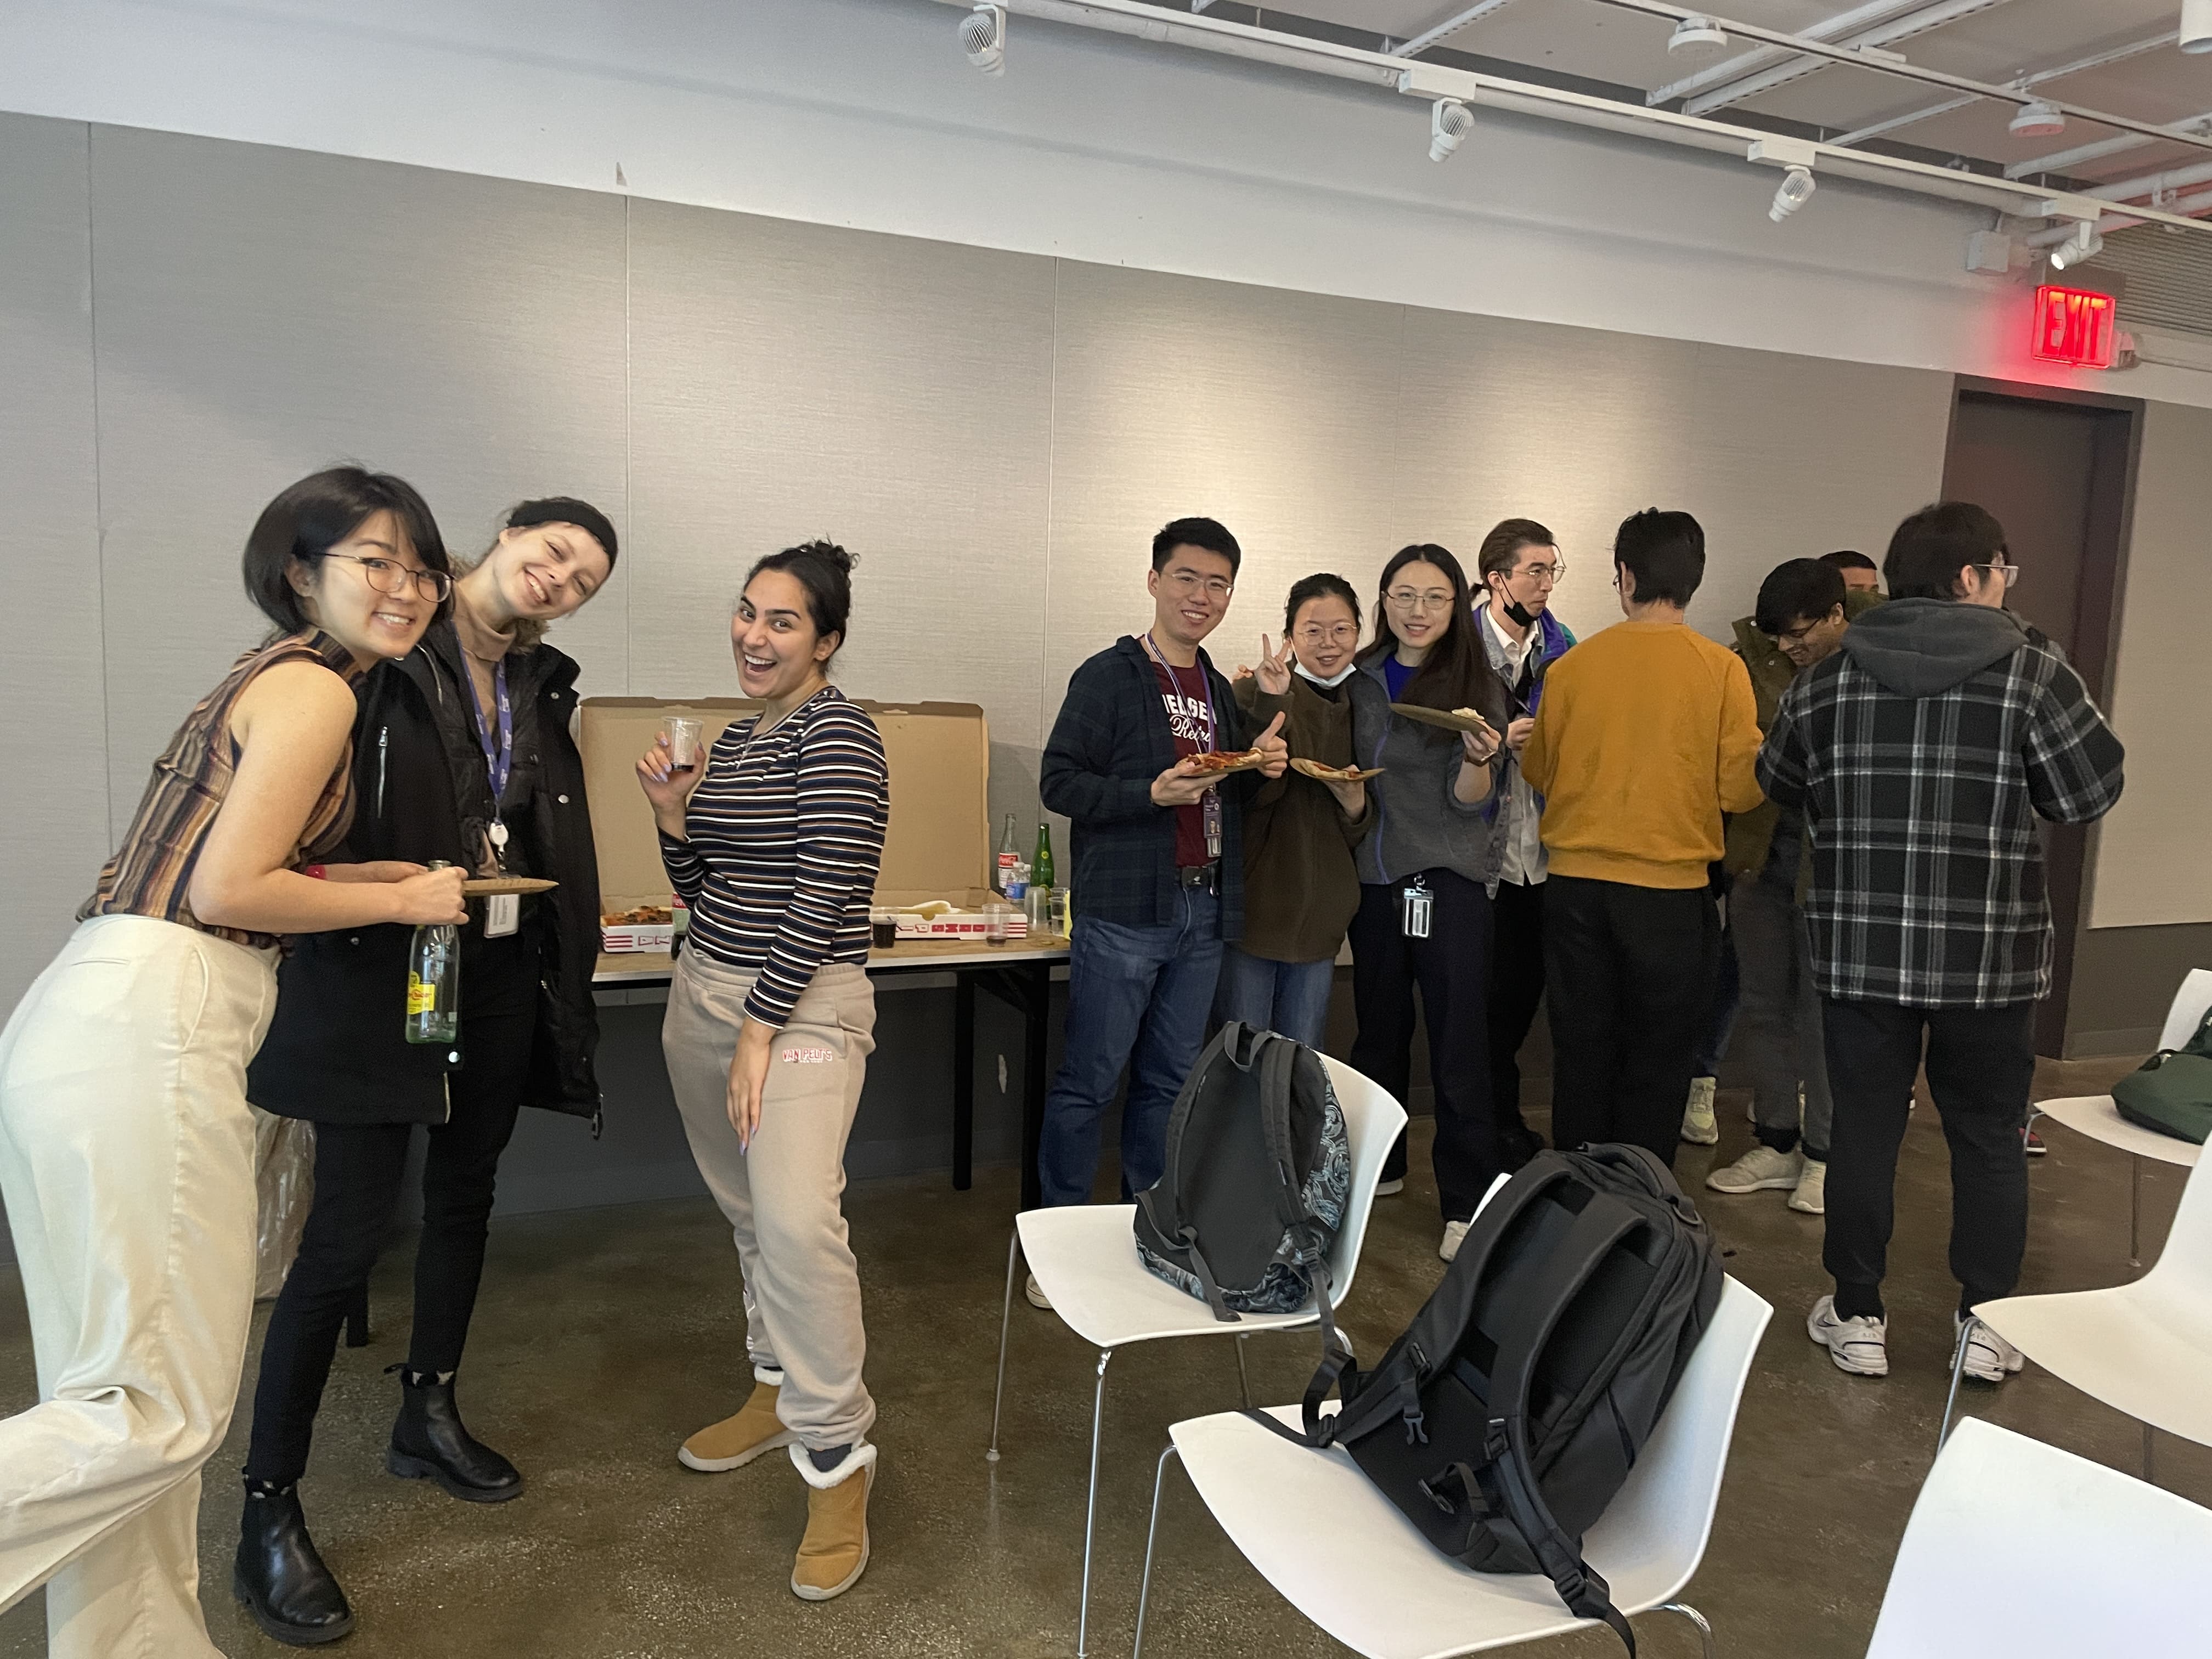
[405,861,461,1045]
[997,812,1018,893]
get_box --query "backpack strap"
[1138,1023,1240,1240]
[1472,1420,1639,1655]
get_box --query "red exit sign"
[2032,285,2117,369]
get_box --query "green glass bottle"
[1032,822,1055,892]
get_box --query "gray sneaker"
[1808,1295,1889,1376]
[1788,1158,1826,1215]
[1680,1076,1720,1146]
[1955,1314,2025,1384]
[1707,1146,1804,1194]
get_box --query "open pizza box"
[578,697,1026,956]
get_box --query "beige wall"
[2089,400,2212,932]
[16,109,2188,1026]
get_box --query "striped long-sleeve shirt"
[660,686,888,1029]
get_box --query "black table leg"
[953,970,976,1192]
[1021,958,1049,1212]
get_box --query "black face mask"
[1499,594,1537,630]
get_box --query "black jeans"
[245,933,540,1487]
[1485,877,1547,1153]
[1543,874,1719,1168]
[1348,868,1497,1222]
[1821,998,2035,1319]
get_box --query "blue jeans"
[1213,947,1335,1051]
[1694,918,1741,1078]
[1037,887,1223,1207]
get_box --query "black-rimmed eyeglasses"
[325,552,453,603]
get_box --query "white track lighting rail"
[930,0,2212,241]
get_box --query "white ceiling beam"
[1830,30,2175,149]
[1683,0,2014,117]
[2087,156,2212,206]
[2026,185,2212,247]
[1387,0,1522,59]
[2006,111,2212,180]
[1646,0,1942,106]
[1584,0,2212,154]
[931,0,2212,238]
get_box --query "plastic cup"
[984,903,1011,946]
[870,910,899,949]
[666,717,703,775]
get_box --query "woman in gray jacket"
[1347,543,1508,1262]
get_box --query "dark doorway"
[1940,380,2140,1057]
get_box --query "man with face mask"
[1706,558,1877,1216]
[1472,520,1576,1168]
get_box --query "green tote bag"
[2112,1006,2212,1146]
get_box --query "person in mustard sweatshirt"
[1521,509,1763,1166]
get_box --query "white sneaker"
[1955,1314,2025,1384]
[1788,1158,1826,1215]
[1706,1146,1803,1194]
[1680,1076,1720,1146]
[1439,1219,1471,1263]
[1374,1177,1405,1197]
[1807,1295,1888,1377]
[1024,1274,1052,1311]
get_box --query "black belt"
[1176,862,1220,889]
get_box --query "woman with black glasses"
[1346,544,1507,1265]
[235,499,617,1646]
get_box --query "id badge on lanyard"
[1401,874,1432,939]
[468,658,519,938]
[1202,790,1223,861]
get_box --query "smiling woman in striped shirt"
[636,540,889,1604]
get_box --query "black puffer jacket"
[247,624,603,1128]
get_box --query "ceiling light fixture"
[1667,15,1728,55]
[2047,221,2105,270]
[961,3,1006,75]
[2007,99,2066,139]
[2183,0,2212,56]
[1430,98,1474,161]
[1768,165,1816,222]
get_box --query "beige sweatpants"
[0,914,275,1659]
[663,954,877,1451]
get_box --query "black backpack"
[1263,1144,1722,1655]
[1133,1022,1351,1322]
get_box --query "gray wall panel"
[0,115,103,1015]
[624,201,1058,842]
[86,123,630,838]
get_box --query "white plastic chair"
[2034,967,2208,1266]
[1131,1275,1774,1659]
[988,1053,1407,1657]
[1942,1143,2212,1481]
[1865,1418,2212,1656]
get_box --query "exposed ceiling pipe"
[1830,30,2175,149]
[929,0,2212,238]
[1388,0,1522,60]
[1647,0,1954,106]
[2087,156,2212,207]
[1589,0,2212,155]
[2006,111,2212,180]
[1680,0,2014,117]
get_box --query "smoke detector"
[2008,100,2066,139]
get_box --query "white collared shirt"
[1479,602,1548,886]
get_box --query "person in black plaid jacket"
[1758,501,2124,1386]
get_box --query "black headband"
[506,496,618,569]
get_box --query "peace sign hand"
[1254,634,1294,696]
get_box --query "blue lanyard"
[1143,633,1217,752]
[464,656,514,832]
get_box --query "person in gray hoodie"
[1346,543,1508,1263]
[1759,501,2123,1388]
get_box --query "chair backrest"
[2158,967,2212,1051]
[1316,1056,1408,1309]
[1865,1418,2212,1656]
[2141,1142,2212,1296]
[1578,1275,1772,1599]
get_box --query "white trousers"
[0,915,276,1658]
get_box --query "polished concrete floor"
[3,1056,2205,1658]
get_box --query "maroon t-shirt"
[1149,656,1217,868]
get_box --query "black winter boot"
[386,1367,524,1503]
[233,1483,355,1646]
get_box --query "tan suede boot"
[789,1443,876,1601]
[677,1374,795,1472]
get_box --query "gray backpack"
[1133,1022,1350,1319]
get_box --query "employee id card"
[1203,789,1223,861]
[485,892,519,938]
[1400,876,1432,940]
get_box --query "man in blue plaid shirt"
[1758,502,2124,1386]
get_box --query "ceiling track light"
[1768,164,1816,222]
[1667,15,1729,56]
[961,3,1006,75]
[2184,0,2212,56]
[1429,98,1474,162]
[2008,99,2066,140]
[2047,220,2104,271]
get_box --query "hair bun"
[794,538,855,574]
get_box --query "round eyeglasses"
[324,552,453,603]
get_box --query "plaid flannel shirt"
[1757,617,2124,1008]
